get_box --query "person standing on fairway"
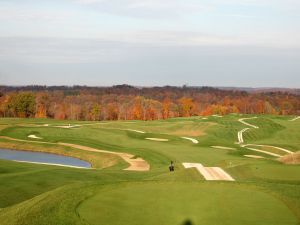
[169,161,174,172]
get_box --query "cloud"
[0,6,73,21]
[74,0,209,18]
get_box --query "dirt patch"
[279,152,300,164]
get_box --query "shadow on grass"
[181,219,194,225]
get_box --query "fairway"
[79,182,298,225]
[0,114,300,225]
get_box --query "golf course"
[0,114,299,225]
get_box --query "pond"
[0,148,91,169]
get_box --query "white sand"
[212,115,223,118]
[238,117,259,129]
[145,138,169,142]
[237,128,250,144]
[211,146,236,150]
[241,146,281,157]
[59,143,150,171]
[54,125,82,129]
[124,129,145,134]
[182,163,234,181]
[28,134,43,139]
[243,144,293,154]
[244,155,265,159]
[181,137,199,144]
[0,136,150,172]
[290,116,300,122]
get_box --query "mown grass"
[0,115,299,225]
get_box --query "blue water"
[0,149,91,168]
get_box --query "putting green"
[78,182,298,225]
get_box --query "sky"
[0,0,300,87]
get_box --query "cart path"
[182,163,234,181]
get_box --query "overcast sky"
[0,0,299,87]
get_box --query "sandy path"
[211,146,236,150]
[28,135,43,139]
[290,116,300,122]
[13,160,91,169]
[238,117,259,129]
[145,138,169,142]
[182,163,234,181]
[237,128,250,144]
[181,137,199,144]
[244,155,265,159]
[0,136,150,171]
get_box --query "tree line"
[0,85,299,120]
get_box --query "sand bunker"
[211,146,236,150]
[183,163,234,181]
[241,145,281,157]
[212,115,223,118]
[0,136,149,172]
[244,155,265,159]
[145,138,169,142]
[28,135,43,139]
[290,116,300,122]
[237,128,250,144]
[54,125,82,129]
[181,137,199,144]
[124,129,145,134]
[238,117,259,129]
[59,143,150,171]
[243,144,293,154]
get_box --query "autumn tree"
[178,97,194,117]
[8,92,36,118]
